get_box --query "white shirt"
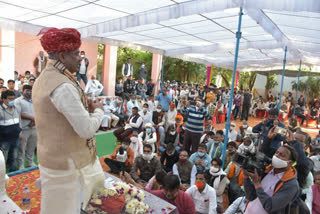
[139,111,152,127]
[147,101,156,112]
[237,142,255,154]
[50,83,104,139]
[79,59,86,75]
[166,109,177,127]
[126,100,140,116]
[223,129,238,142]
[84,80,103,97]
[186,184,217,214]
[310,155,320,172]
[129,137,143,159]
[103,104,115,115]
[138,131,157,152]
[128,114,143,129]
[172,163,197,186]
[180,90,188,98]
[224,196,246,214]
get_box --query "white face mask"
[243,125,248,128]
[122,145,128,150]
[156,109,161,113]
[210,166,220,174]
[142,153,153,161]
[80,55,85,58]
[143,108,148,112]
[272,156,289,169]
[130,136,138,143]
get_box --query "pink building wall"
[14,31,98,78]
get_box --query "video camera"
[233,151,272,176]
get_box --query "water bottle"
[21,186,31,212]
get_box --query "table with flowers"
[84,173,177,214]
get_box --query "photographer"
[243,145,300,214]
[253,108,285,150]
[261,128,313,191]
[104,137,134,175]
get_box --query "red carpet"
[7,169,41,214]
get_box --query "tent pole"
[277,46,287,112]
[303,68,311,107]
[293,60,302,115]
[161,56,165,88]
[222,7,243,169]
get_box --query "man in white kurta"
[33,28,105,214]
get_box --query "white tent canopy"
[0,0,319,71]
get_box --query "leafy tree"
[292,76,320,102]
[265,72,278,99]
[238,72,257,90]
[214,67,233,87]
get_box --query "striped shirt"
[185,105,208,133]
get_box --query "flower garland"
[86,181,149,214]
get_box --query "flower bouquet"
[86,181,149,214]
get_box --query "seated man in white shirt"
[223,122,237,142]
[138,123,157,153]
[147,95,156,113]
[139,103,152,128]
[129,131,143,159]
[84,76,104,97]
[101,98,119,131]
[126,95,140,116]
[114,107,143,141]
[186,171,217,214]
[165,102,177,130]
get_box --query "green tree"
[238,72,257,90]
[265,72,278,99]
[214,67,233,87]
[292,76,320,102]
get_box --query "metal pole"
[221,7,243,168]
[304,69,311,107]
[277,46,287,112]
[161,56,165,88]
[293,60,302,115]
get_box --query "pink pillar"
[151,53,163,95]
[101,44,118,96]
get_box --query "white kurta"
[39,83,105,214]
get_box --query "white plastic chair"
[0,150,23,213]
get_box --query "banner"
[234,71,239,88]
[206,66,214,86]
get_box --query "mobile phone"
[274,126,287,136]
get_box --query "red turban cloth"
[38,28,81,54]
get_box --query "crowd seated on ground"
[2,72,320,213]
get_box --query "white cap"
[231,122,236,127]
[145,123,152,128]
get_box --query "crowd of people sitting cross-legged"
[100,79,320,214]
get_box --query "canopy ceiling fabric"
[0,0,319,71]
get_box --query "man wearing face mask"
[33,51,48,77]
[84,75,104,97]
[205,158,228,209]
[101,98,119,131]
[152,104,166,137]
[237,137,255,155]
[77,50,89,85]
[243,145,300,214]
[184,97,209,154]
[138,123,157,152]
[104,137,134,174]
[138,62,148,82]
[160,143,179,172]
[0,90,21,172]
[24,71,32,85]
[14,85,37,170]
[190,144,211,172]
[207,131,224,159]
[126,94,140,116]
[129,131,143,159]
[223,122,238,142]
[159,125,180,153]
[130,144,162,185]
[237,120,251,142]
[186,172,217,214]
[224,141,238,168]
[139,103,152,128]
[155,87,172,112]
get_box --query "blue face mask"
[146,128,152,133]
[197,152,205,157]
[141,65,145,68]
[8,101,15,107]
[132,100,135,104]
[40,54,44,58]
[106,101,111,105]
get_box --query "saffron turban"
[38,28,81,54]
